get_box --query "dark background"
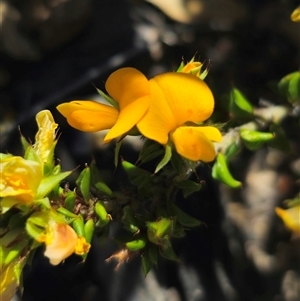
[1,1,299,300]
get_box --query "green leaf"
[159,238,179,261]
[278,71,300,104]
[90,160,112,196]
[240,129,274,150]
[148,244,158,265]
[20,135,30,154]
[268,123,291,152]
[138,139,164,164]
[174,179,202,198]
[114,140,122,168]
[141,252,153,277]
[212,153,241,188]
[170,203,201,227]
[122,159,152,187]
[94,86,119,109]
[229,88,254,119]
[225,141,241,161]
[154,144,172,174]
[121,205,142,234]
[77,166,91,203]
[170,151,186,175]
[36,170,72,199]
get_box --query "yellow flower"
[137,72,222,161]
[0,155,43,204]
[0,261,19,301]
[39,220,90,265]
[276,206,300,235]
[291,6,300,22]
[57,67,151,142]
[33,110,58,163]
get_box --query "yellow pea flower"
[33,110,58,164]
[39,220,90,265]
[57,67,151,142]
[0,155,43,204]
[276,206,300,235]
[137,72,222,162]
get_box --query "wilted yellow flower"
[0,262,19,301]
[39,220,90,265]
[57,67,151,142]
[33,110,58,164]
[137,73,222,161]
[276,206,300,235]
[0,155,43,204]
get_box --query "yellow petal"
[0,155,43,203]
[276,206,300,234]
[193,126,223,142]
[152,72,214,126]
[34,110,58,163]
[0,262,19,301]
[44,222,77,265]
[74,236,91,255]
[291,6,300,22]
[105,67,150,109]
[137,79,177,144]
[171,126,217,162]
[57,101,119,132]
[104,95,150,142]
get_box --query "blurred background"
[1,0,300,300]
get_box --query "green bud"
[125,237,147,251]
[65,191,76,212]
[72,215,85,237]
[212,153,241,188]
[84,219,95,244]
[95,201,111,227]
[240,129,274,150]
[146,218,173,245]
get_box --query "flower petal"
[57,101,119,132]
[104,95,150,142]
[193,126,223,142]
[44,222,77,265]
[171,126,217,162]
[137,79,177,144]
[152,72,214,126]
[105,67,150,109]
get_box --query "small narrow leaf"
[154,144,172,174]
[212,153,241,188]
